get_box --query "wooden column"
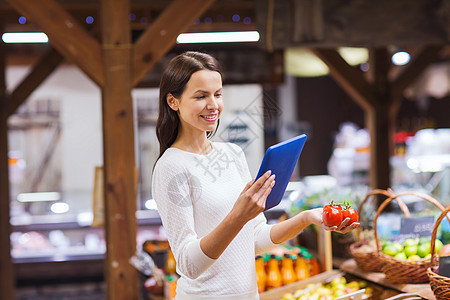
[0,27,15,300]
[367,48,392,191]
[312,48,391,189]
[100,0,138,299]
[312,47,443,190]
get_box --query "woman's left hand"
[306,208,360,234]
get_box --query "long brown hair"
[156,51,223,161]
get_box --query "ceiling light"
[176,31,260,44]
[2,32,48,43]
[50,202,69,214]
[392,51,410,66]
[17,192,60,202]
[285,47,369,77]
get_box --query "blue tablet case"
[255,134,307,211]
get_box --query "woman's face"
[170,70,223,135]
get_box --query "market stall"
[1,0,450,300]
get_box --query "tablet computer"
[255,134,307,211]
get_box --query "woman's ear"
[166,93,179,111]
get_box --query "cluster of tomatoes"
[322,201,359,227]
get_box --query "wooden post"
[0,111,14,300]
[367,48,391,191]
[312,47,442,191]
[0,27,15,300]
[316,227,333,272]
[100,0,138,299]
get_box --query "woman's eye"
[215,94,222,98]
[196,95,205,99]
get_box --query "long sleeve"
[230,143,277,255]
[151,143,273,296]
[152,159,216,280]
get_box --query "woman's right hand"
[230,171,276,225]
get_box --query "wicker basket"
[427,205,450,300]
[375,192,446,284]
[349,189,401,272]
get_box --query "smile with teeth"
[201,114,218,121]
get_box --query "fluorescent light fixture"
[17,192,60,202]
[177,31,260,44]
[2,32,48,43]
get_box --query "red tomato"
[342,207,359,226]
[322,204,343,227]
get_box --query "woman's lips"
[200,114,218,122]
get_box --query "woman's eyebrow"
[193,89,209,94]
[193,88,222,94]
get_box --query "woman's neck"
[171,135,212,155]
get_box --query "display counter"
[259,269,402,300]
[259,261,437,300]
[11,209,163,286]
[340,259,435,300]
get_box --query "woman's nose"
[206,96,218,109]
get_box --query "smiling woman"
[155,51,224,159]
[166,69,223,150]
[151,51,358,300]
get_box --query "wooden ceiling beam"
[390,45,444,116]
[0,0,253,11]
[6,47,64,117]
[6,0,104,87]
[311,48,375,112]
[133,0,215,86]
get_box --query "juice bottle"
[255,256,267,293]
[281,254,296,285]
[307,257,321,276]
[266,254,282,290]
[164,274,178,300]
[165,249,177,275]
[295,253,310,281]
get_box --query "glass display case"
[11,209,164,286]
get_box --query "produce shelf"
[340,258,435,300]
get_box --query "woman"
[152,51,359,299]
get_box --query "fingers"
[250,170,272,192]
[337,217,350,230]
[333,222,360,234]
[257,178,276,207]
[339,223,360,234]
[242,180,253,193]
[323,219,360,234]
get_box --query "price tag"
[400,216,435,237]
[439,256,450,278]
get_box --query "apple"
[439,244,450,257]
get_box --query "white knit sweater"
[152,142,276,299]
